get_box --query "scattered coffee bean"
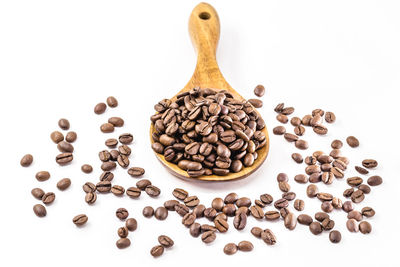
[362,159,378,168]
[56,152,73,165]
[105,138,118,148]
[233,212,247,230]
[367,175,382,186]
[249,98,263,108]
[315,212,329,222]
[118,227,129,238]
[194,204,206,217]
[355,166,369,175]
[117,154,130,168]
[361,207,375,217]
[273,126,286,135]
[265,210,280,221]
[126,187,141,198]
[346,219,359,232]
[94,102,107,114]
[56,178,71,191]
[294,199,305,211]
[108,117,124,127]
[346,136,359,148]
[116,208,129,220]
[111,185,125,196]
[143,206,154,217]
[342,201,354,213]
[50,131,64,143]
[238,241,253,252]
[65,131,77,142]
[297,214,313,225]
[106,96,118,108]
[190,222,201,237]
[58,118,70,130]
[155,207,168,220]
[81,164,93,174]
[116,238,131,249]
[182,212,197,227]
[85,192,97,204]
[359,184,371,194]
[100,123,114,133]
[201,231,216,243]
[284,213,297,230]
[57,141,74,153]
[33,204,46,217]
[295,174,308,184]
[254,84,265,97]
[329,230,341,243]
[73,214,88,226]
[359,221,372,234]
[325,111,336,123]
[313,124,328,135]
[351,189,365,203]
[347,210,363,221]
[31,188,45,199]
[145,185,161,197]
[101,161,116,171]
[261,229,277,245]
[260,193,273,204]
[150,245,164,257]
[307,184,319,198]
[119,133,133,144]
[347,176,363,187]
[42,192,55,205]
[158,235,174,248]
[295,140,308,150]
[20,154,33,167]
[128,167,145,177]
[83,182,96,193]
[223,243,238,255]
[278,181,290,192]
[294,125,305,136]
[309,221,323,235]
[331,140,343,149]
[292,153,303,163]
[321,201,333,213]
[321,218,335,230]
[277,114,288,123]
[36,171,50,182]
[251,227,263,238]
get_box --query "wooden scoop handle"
[188,2,231,90]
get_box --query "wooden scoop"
[150,2,269,181]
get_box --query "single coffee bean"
[332,197,343,209]
[260,193,273,204]
[346,136,359,148]
[321,218,335,230]
[351,190,365,203]
[81,164,93,174]
[142,206,154,218]
[307,184,319,198]
[317,192,333,201]
[277,173,288,182]
[116,208,129,220]
[305,165,321,175]
[301,114,312,126]
[315,212,329,222]
[145,185,161,197]
[276,114,288,123]
[359,221,372,234]
[201,231,216,243]
[204,208,217,220]
[282,192,296,201]
[126,187,141,198]
[73,214,88,226]
[359,184,371,194]
[118,227,129,238]
[309,173,322,183]
[273,126,286,135]
[331,167,344,178]
[42,192,55,205]
[236,197,251,208]
[292,153,303,163]
[265,210,280,221]
[184,196,200,208]
[117,154,130,168]
[108,117,124,127]
[331,139,343,149]
[106,96,118,107]
[31,188,45,199]
[58,118,70,130]
[100,123,114,133]
[274,103,284,113]
[111,185,125,196]
[281,107,294,115]
[83,182,96,193]
[135,179,151,191]
[290,117,301,126]
[56,178,71,191]
[55,152,73,165]
[190,222,201,237]
[294,125,305,136]
[361,207,375,217]
[254,84,265,97]
[355,166,369,175]
[238,241,253,252]
[182,212,197,227]
[193,204,206,217]
[249,205,264,219]
[119,133,133,144]
[211,197,224,211]
[362,159,378,169]
[158,235,174,248]
[98,150,111,162]
[201,224,217,232]
[347,176,363,187]
[20,154,33,167]
[313,124,328,135]
[65,131,77,143]
[175,203,190,216]
[251,227,263,238]
[172,188,188,200]
[214,216,229,233]
[155,207,168,220]
[284,133,298,142]
[346,219,359,232]
[57,141,74,153]
[342,201,354,213]
[294,199,305,211]
[101,161,116,171]
[33,204,46,217]
[278,181,290,192]
[294,174,308,184]
[295,139,308,150]
[223,243,238,255]
[284,213,297,230]
[50,131,64,143]
[274,198,289,209]
[35,171,50,182]
[321,201,333,213]
[96,181,111,193]
[233,212,247,230]
[297,214,313,225]
[94,102,107,114]
[261,229,277,245]
[128,167,145,177]
[99,171,114,182]
[325,111,336,123]
[329,230,341,243]
[116,238,131,249]
[249,98,263,108]
[309,221,323,235]
[85,192,97,204]
[105,138,118,148]
[347,210,363,221]
[367,175,382,186]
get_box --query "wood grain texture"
[150,2,269,181]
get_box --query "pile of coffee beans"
[150,87,267,177]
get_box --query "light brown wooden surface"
[150,2,269,181]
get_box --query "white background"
[1,0,399,266]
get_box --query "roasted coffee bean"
[163,200,179,211]
[193,204,206,217]
[118,227,129,238]
[137,180,152,190]
[331,167,344,178]
[309,221,323,235]
[294,174,308,184]
[260,193,273,204]
[313,124,328,135]
[145,185,161,197]
[111,185,125,196]
[108,117,124,127]
[321,218,335,230]
[278,181,290,192]
[158,235,174,248]
[214,216,229,232]
[317,192,333,201]
[362,159,378,169]
[325,111,336,123]
[96,181,111,193]
[301,115,312,126]
[150,245,164,257]
[359,221,372,234]
[190,222,201,237]
[73,214,88,226]
[99,171,114,182]
[342,201,354,213]
[106,96,118,107]
[309,173,321,184]
[261,229,277,245]
[101,161,116,171]
[128,167,145,177]
[31,188,45,200]
[152,142,164,153]
[233,212,247,230]
[236,197,251,207]
[290,117,301,126]
[56,152,73,165]
[100,123,114,133]
[155,207,168,220]
[297,214,313,225]
[284,213,297,230]
[58,118,70,130]
[361,207,375,217]
[142,206,154,217]
[236,206,250,216]
[65,131,77,143]
[57,141,74,153]
[273,126,286,135]
[332,197,343,209]
[175,203,190,216]
[116,208,129,220]
[333,159,347,171]
[276,114,288,123]
[201,224,217,233]
[202,231,216,243]
[204,208,217,220]
[126,187,141,198]
[119,133,133,144]
[94,102,107,114]
[320,163,331,172]
[292,153,303,163]
[57,178,71,191]
[331,139,343,149]
[50,131,64,143]
[294,125,305,136]
[254,84,265,97]
[281,107,294,115]
[83,182,96,193]
[347,176,363,187]
[359,184,371,194]
[117,154,130,168]
[98,150,111,162]
[81,164,93,174]
[351,190,365,203]
[42,192,55,205]
[347,210,363,221]
[105,138,118,148]
[274,103,284,113]
[368,175,382,186]
[346,219,359,232]
[305,165,321,175]
[116,238,131,249]
[315,212,329,222]
[311,114,323,126]
[118,145,131,156]
[85,192,97,204]
[249,98,263,108]
[20,154,33,167]
[249,205,264,219]
[36,171,50,182]
[295,139,308,150]
[184,196,200,208]
[274,198,289,209]
[282,192,296,201]
[238,241,253,252]
[277,172,288,182]
[265,210,280,221]
[33,204,46,217]
[321,201,333,213]
[355,166,369,175]
[230,160,243,172]
[317,154,333,163]
[346,136,359,148]
[284,133,298,142]
[173,188,188,200]
[211,198,224,211]
[306,184,319,198]
[329,230,341,243]
[251,227,263,238]
[294,199,305,211]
